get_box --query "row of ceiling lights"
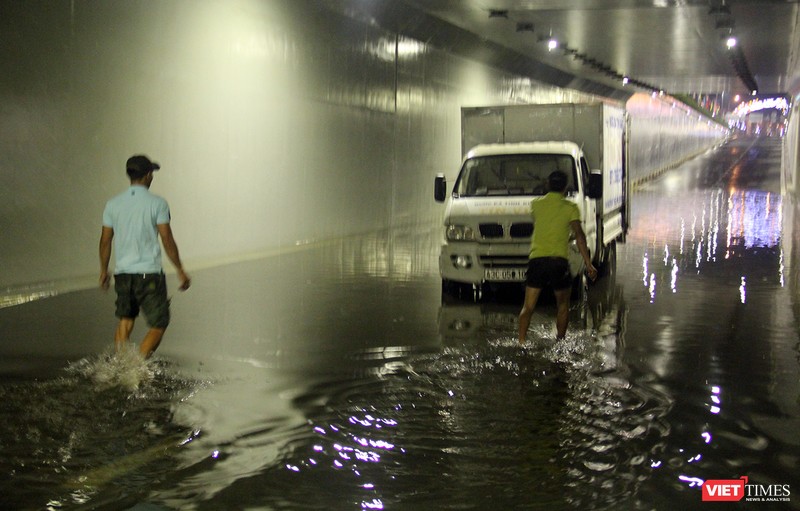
[708,1,758,94]
[488,9,667,96]
[489,2,759,97]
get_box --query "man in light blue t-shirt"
[99,155,191,358]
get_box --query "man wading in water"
[518,170,597,344]
[99,155,191,358]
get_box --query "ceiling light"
[516,22,534,32]
[709,4,731,15]
[547,38,558,51]
[726,36,737,49]
[715,18,734,30]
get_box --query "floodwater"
[1,135,799,510]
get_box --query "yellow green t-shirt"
[529,192,581,259]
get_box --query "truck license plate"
[484,268,526,282]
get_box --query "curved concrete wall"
[0,0,727,297]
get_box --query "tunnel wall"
[783,101,800,197]
[627,94,729,186]
[0,0,725,297]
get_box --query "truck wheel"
[596,240,617,278]
[442,279,483,302]
[603,241,617,279]
[571,272,588,301]
[442,279,459,297]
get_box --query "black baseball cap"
[126,155,161,178]
[548,170,568,191]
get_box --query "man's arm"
[569,220,598,281]
[99,226,114,290]
[157,223,191,290]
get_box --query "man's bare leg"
[554,288,571,339]
[518,286,542,345]
[115,317,136,352]
[139,327,166,359]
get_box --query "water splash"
[66,348,155,392]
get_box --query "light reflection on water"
[632,186,784,306]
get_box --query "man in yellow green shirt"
[518,170,597,344]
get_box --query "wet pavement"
[1,135,798,510]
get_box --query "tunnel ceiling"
[328,0,800,102]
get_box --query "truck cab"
[435,141,603,291]
[435,102,628,296]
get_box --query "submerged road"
[1,135,798,509]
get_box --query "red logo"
[702,476,748,501]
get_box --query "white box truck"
[434,102,629,296]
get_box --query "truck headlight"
[446,224,475,241]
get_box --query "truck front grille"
[510,223,533,238]
[478,222,533,240]
[479,223,503,238]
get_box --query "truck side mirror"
[587,172,603,199]
[434,174,447,202]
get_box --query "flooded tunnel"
[1,1,799,509]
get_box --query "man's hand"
[157,223,190,291]
[586,264,599,282]
[99,226,113,291]
[100,270,110,291]
[177,270,191,291]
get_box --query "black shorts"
[114,273,170,328]
[525,257,572,290]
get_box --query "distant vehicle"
[434,103,630,297]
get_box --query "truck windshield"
[454,154,578,197]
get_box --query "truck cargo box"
[461,103,627,219]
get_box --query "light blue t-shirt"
[102,185,171,274]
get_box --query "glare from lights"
[622,76,629,85]
[731,96,789,117]
[726,37,737,49]
[679,475,705,488]
[739,276,746,303]
[397,39,425,57]
[548,38,558,51]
